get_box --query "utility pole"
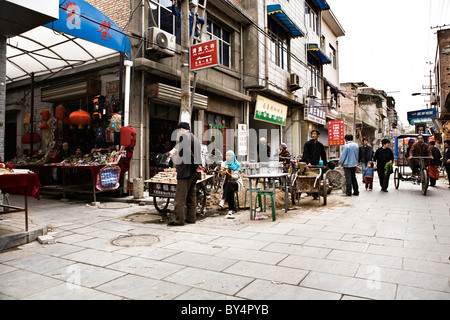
[179,0,191,124]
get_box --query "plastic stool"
[244,187,261,209]
[254,191,276,221]
[233,191,240,213]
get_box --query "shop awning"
[267,4,305,38]
[313,0,330,10]
[307,43,331,64]
[5,0,130,84]
[324,77,346,97]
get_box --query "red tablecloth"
[0,173,41,200]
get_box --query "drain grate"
[111,234,160,247]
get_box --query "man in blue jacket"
[339,134,359,196]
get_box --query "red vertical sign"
[328,120,345,146]
[189,39,219,71]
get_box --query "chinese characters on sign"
[328,120,345,146]
[254,95,288,126]
[97,20,112,41]
[189,39,219,71]
[304,99,327,125]
[407,108,437,125]
[237,124,248,156]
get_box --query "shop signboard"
[189,39,219,71]
[328,120,345,146]
[44,0,130,54]
[304,99,327,125]
[443,121,450,131]
[407,108,436,125]
[237,123,248,156]
[254,95,288,126]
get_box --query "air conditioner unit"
[307,86,318,98]
[289,73,301,91]
[146,27,176,56]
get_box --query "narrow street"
[1,173,449,301]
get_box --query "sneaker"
[225,211,235,219]
[218,199,225,208]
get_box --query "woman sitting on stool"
[218,151,243,219]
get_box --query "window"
[149,0,181,45]
[305,2,319,36]
[329,44,336,69]
[307,53,321,90]
[268,15,290,70]
[206,20,231,68]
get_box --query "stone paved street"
[0,174,449,300]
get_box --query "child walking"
[363,161,374,190]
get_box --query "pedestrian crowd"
[166,123,449,226]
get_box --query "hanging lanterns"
[69,109,91,129]
[55,105,65,120]
[40,109,51,121]
[21,133,41,144]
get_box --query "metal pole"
[179,0,191,123]
[30,72,34,158]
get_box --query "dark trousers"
[222,181,238,211]
[173,175,197,225]
[376,167,390,190]
[344,167,359,195]
[446,165,450,184]
[365,176,373,190]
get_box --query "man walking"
[443,139,450,188]
[339,134,359,196]
[168,122,202,226]
[359,138,373,183]
[429,141,441,187]
[373,138,394,192]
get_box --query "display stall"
[0,165,41,232]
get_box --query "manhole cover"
[98,203,132,209]
[111,234,159,247]
[122,212,165,224]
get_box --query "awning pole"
[124,60,133,127]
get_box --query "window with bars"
[305,2,319,36]
[267,15,290,71]
[206,20,231,68]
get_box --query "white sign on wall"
[237,123,247,156]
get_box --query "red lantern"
[39,123,49,130]
[69,109,91,128]
[55,105,65,120]
[40,110,50,121]
[21,133,41,144]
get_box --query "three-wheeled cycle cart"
[393,134,433,195]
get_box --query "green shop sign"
[254,95,288,126]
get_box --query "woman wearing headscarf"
[218,150,243,219]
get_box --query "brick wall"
[437,29,450,114]
[85,0,131,32]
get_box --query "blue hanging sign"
[44,0,130,55]
[407,108,436,125]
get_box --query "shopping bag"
[428,165,439,180]
[96,165,121,191]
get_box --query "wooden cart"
[147,175,213,214]
[290,166,327,206]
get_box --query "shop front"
[301,98,328,156]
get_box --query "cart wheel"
[394,168,400,189]
[326,169,344,191]
[290,184,297,205]
[421,169,428,196]
[196,183,206,215]
[322,177,327,206]
[153,197,170,213]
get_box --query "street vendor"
[218,150,243,219]
[301,130,327,167]
[58,142,72,162]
